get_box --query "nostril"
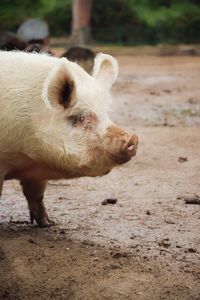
[127,144,134,151]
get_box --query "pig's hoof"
[30,211,55,228]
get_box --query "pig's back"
[0,51,58,152]
[0,51,57,96]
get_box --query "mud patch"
[0,228,199,300]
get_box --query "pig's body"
[0,51,138,226]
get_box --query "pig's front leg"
[20,180,54,227]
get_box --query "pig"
[0,31,27,51]
[60,47,95,74]
[0,51,138,227]
[25,43,54,56]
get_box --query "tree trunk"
[70,0,93,45]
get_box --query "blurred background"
[1,0,200,47]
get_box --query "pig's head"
[39,53,138,178]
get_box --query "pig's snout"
[111,134,138,164]
[121,134,138,162]
[104,126,138,165]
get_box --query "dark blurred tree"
[92,0,138,44]
[0,0,41,30]
[0,0,72,35]
[150,0,171,8]
[69,0,93,45]
[0,0,200,44]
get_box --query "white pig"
[0,51,138,226]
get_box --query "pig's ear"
[92,53,119,89]
[42,62,76,110]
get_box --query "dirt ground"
[0,54,200,300]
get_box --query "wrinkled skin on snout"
[0,51,138,227]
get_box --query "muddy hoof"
[30,213,55,227]
[30,211,55,228]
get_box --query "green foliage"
[0,0,72,34]
[92,0,141,44]
[91,0,200,44]
[0,0,200,44]
[40,0,72,35]
[0,0,42,30]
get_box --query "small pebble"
[111,252,128,259]
[178,156,188,163]
[158,238,171,248]
[187,247,197,253]
[102,198,118,205]
[28,238,35,244]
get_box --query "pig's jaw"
[4,138,132,181]
[41,132,137,179]
[23,118,137,179]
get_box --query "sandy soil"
[0,55,200,299]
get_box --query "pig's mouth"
[108,152,133,165]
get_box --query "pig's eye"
[69,111,97,128]
[69,114,85,127]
